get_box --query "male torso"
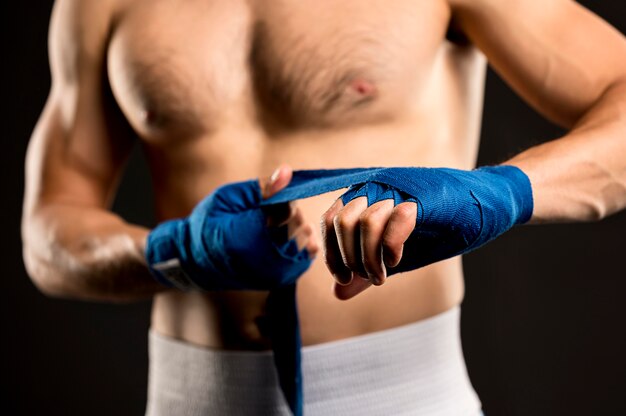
[106,0,486,349]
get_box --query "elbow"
[21,215,72,299]
[22,246,73,299]
[22,239,155,304]
[22,246,116,301]
[30,278,71,300]
[21,210,89,300]
[583,202,607,222]
[583,182,626,222]
[598,184,626,221]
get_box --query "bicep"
[450,0,626,128]
[24,0,135,217]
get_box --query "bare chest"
[108,0,451,139]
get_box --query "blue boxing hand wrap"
[264,165,533,274]
[146,180,311,291]
[335,166,533,272]
[145,165,533,416]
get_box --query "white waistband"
[146,306,481,415]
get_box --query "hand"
[145,164,317,291]
[322,197,417,300]
[321,166,534,300]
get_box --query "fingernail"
[333,273,352,286]
[270,168,280,185]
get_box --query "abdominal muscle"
[149,112,478,350]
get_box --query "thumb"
[261,164,296,227]
[261,164,293,199]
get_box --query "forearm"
[507,80,626,223]
[22,204,165,302]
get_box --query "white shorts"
[146,306,481,415]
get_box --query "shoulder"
[49,0,124,84]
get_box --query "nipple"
[141,109,157,125]
[348,78,377,98]
[140,108,165,129]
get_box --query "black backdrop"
[3,2,625,415]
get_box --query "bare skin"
[22,0,626,352]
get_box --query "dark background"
[3,1,625,415]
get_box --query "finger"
[261,164,295,226]
[333,277,372,301]
[266,202,296,227]
[382,202,418,268]
[286,207,318,256]
[321,198,352,285]
[359,200,394,286]
[333,197,368,277]
[286,207,305,237]
[261,164,293,199]
[290,223,319,257]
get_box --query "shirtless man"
[22,0,626,414]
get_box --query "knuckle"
[333,213,353,230]
[358,214,373,232]
[359,215,383,235]
[359,206,389,231]
[394,203,416,219]
[320,216,332,235]
[359,212,381,232]
[368,201,388,214]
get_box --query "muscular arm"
[323,1,626,298]
[450,0,626,222]
[21,0,163,302]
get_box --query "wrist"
[145,219,196,290]
[476,164,534,225]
